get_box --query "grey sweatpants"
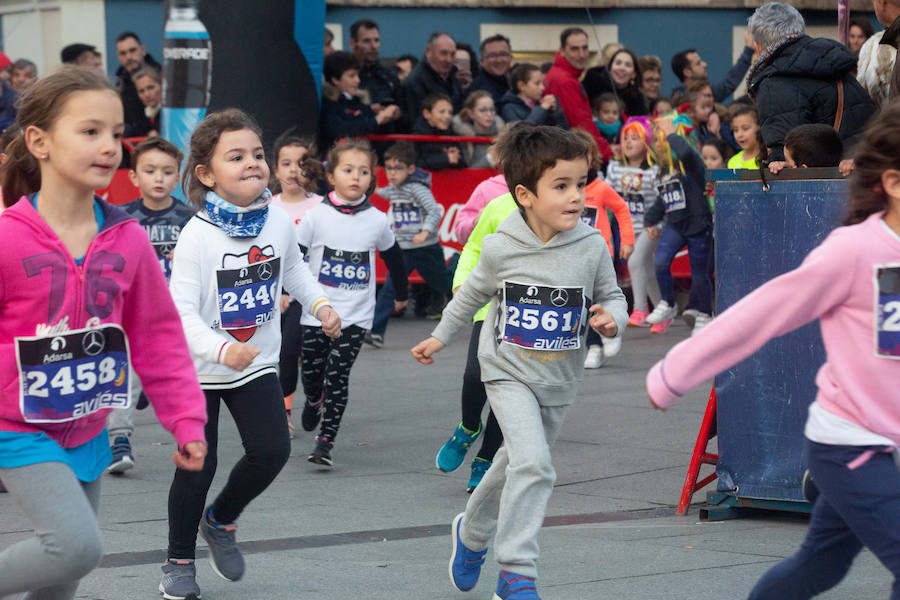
[458,379,573,578]
[0,462,103,600]
[627,230,661,313]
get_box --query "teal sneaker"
[436,422,482,473]
[467,457,491,493]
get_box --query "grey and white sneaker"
[199,510,245,582]
[691,312,711,336]
[681,308,699,329]
[646,300,678,325]
[583,345,606,369]
[159,559,201,600]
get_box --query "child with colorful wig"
[605,116,662,329]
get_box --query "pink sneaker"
[650,319,672,334]
[628,309,649,327]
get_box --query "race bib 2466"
[318,247,370,291]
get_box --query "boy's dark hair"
[396,54,418,67]
[384,141,416,166]
[61,43,96,64]
[592,92,622,113]
[131,137,183,170]
[495,123,588,207]
[784,124,843,169]
[323,51,361,85]
[671,49,696,82]
[350,18,378,40]
[479,34,511,54]
[422,93,452,112]
[559,27,587,48]
[509,63,540,94]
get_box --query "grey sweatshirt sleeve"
[592,252,629,337]
[414,183,443,233]
[431,241,499,345]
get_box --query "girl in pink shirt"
[0,67,207,599]
[268,132,324,436]
[647,103,900,599]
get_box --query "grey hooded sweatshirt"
[432,210,627,394]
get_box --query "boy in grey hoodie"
[412,124,628,600]
[369,142,450,345]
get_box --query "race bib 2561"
[501,282,585,351]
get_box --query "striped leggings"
[300,325,366,442]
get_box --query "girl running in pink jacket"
[648,102,900,599]
[0,67,207,599]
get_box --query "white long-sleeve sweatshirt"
[170,205,330,389]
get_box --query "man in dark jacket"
[669,32,755,103]
[746,2,876,164]
[402,32,462,128]
[115,32,161,137]
[466,34,512,103]
[350,19,403,116]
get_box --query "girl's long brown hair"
[1,66,118,207]
[182,108,264,208]
[845,102,900,225]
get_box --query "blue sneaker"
[436,422,482,473]
[449,512,486,592]
[467,457,491,493]
[493,571,541,599]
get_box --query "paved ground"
[0,316,892,599]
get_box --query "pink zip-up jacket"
[647,212,900,443]
[454,174,509,245]
[0,197,207,449]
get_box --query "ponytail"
[1,129,40,207]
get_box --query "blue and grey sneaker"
[107,436,134,474]
[493,570,541,599]
[436,422,482,473]
[198,508,244,582]
[449,512,487,592]
[159,558,201,600]
[467,457,491,493]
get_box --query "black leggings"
[167,373,291,559]
[278,300,303,398]
[300,325,366,442]
[461,321,503,462]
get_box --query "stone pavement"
[0,317,891,599]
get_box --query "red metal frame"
[677,386,719,515]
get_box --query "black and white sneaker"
[107,436,134,474]
[802,469,820,504]
[308,435,334,468]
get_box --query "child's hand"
[620,244,634,260]
[707,112,720,134]
[173,441,207,471]
[412,231,429,245]
[280,294,291,313]
[317,306,342,339]
[589,304,618,337]
[446,147,461,165]
[394,299,408,313]
[656,117,676,137]
[649,395,667,412]
[410,336,445,364]
[647,225,662,240]
[839,158,855,176]
[768,161,787,174]
[540,94,557,111]
[223,343,261,371]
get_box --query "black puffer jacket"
[748,35,876,162]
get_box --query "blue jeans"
[653,226,712,314]
[371,243,450,336]
[749,440,900,599]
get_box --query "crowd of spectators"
[0,1,895,172]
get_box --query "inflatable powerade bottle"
[162,0,211,199]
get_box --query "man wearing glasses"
[467,35,513,103]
